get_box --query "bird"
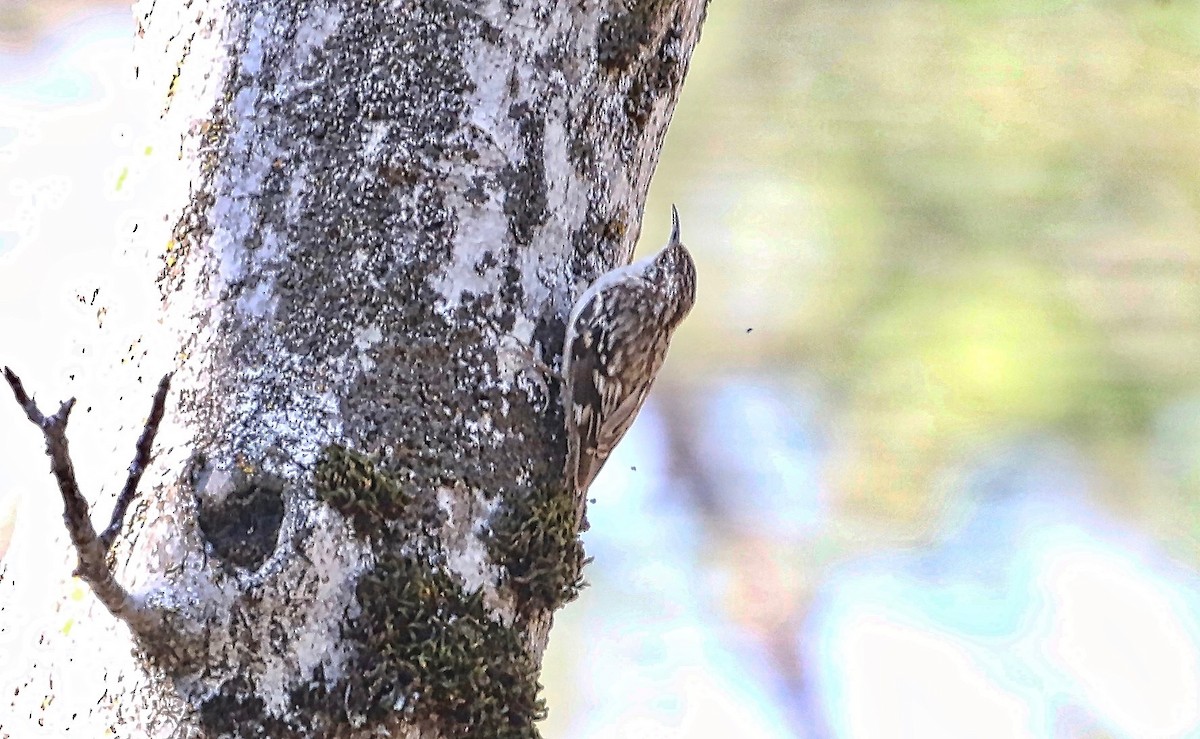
[561,205,697,520]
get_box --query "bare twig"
[100,372,172,549]
[4,365,44,424]
[2,366,171,627]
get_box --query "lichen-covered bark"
[0,0,706,736]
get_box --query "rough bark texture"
[0,0,705,736]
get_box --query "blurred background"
[3,1,1200,737]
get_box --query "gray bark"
[0,0,706,736]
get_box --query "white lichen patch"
[292,6,344,68]
[494,313,550,395]
[360,120,391,165]
[435,486,514,621]
[464,58,519,165]
[283,160,311,223]
[508,312,537,349]
[353,324,382,351]
[527,112,584,298]
[198,466,237,504]
[240,10,272,77]
[207,340,345,476]
[210,4,346,323]
[238,278,277,318]
[430,199,508,313]
[251,502,372,716]
[353,324,383,372]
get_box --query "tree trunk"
[0,0,706,736]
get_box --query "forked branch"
[3,367,171,626]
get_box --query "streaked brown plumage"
[562,206,697,509]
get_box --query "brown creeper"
[562,205,697,502]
